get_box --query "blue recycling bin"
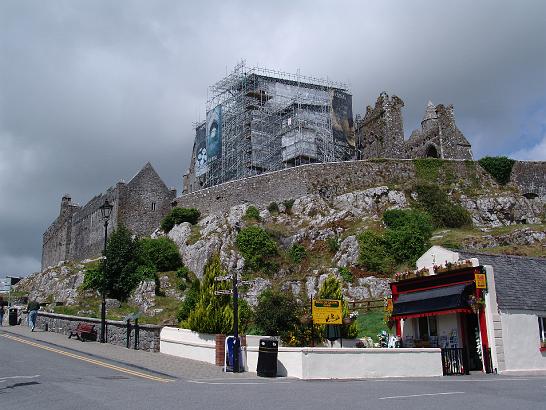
[225,336,244,372]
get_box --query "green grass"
[355,308,389,341]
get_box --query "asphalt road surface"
[1,332,545,410]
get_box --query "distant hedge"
[161,207,201,232]
[478,156,516,185]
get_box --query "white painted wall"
[160,327,443,379]
[500,310,546,372]
[160,327,216,365]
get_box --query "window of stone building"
[151,202,156,211]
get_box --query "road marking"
[1,334,173,383]
[188,380,292,385]
[372,377,543,383]
[379,391,465,400]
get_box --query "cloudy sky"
[1,0,545,276]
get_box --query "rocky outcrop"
[461,195,543,227]
[462,227,546,250]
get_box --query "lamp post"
[99,198,113,343]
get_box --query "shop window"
[417,316,438,339]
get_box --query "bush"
[478,156,516,185]
[267,202,279,213]
[236,226,278,272]
[413,184,472,228]
[255,288,300,336]
[385,225,429,266]
[137,237,182,272]
[177,278,200,322]
[175,266,193,292]
[383,209,433,238]
[283,199,295,213]
[357,230,395,274]
[161,207,201,233]
[327,236,340,253]
[318,274,357,338]
[338,267,353,283]
[289,243,306,264]
[245,206,261,221]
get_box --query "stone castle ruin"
[42,163,175,270]
[183,64,474,193]
[355,92,473,160]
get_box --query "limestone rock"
[129,280,156,313]
[244,277,271,306]
[333,186,407,217]
[167,222,192,248]
[461,195,542,227]
[105,298,121,310]
[334,235,359,267]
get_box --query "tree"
[83,225,141,301]
[185,255,233,334]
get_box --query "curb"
[0,328,177,380]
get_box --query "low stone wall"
[160,327,443,379]
[32,312,162,352]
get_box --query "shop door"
[464,314,483,371]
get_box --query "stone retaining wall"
[32,312,162,352]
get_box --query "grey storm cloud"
[1,0,545,275]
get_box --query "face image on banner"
[206,105,222,161]
[194,123,208,177]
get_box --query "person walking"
[0,304,4,326]
[27,300,40,331]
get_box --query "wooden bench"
[68,323,97,342]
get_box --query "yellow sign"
[475,273,487,289]
[312,299,342,325]
[385,298,393,313]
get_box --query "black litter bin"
[8,308,18,326]
[257,338,278,377]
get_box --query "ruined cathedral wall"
[42,211,74,270]
[511,161,546,198]
[68,188,121,263]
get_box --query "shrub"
[236,226,278,272]
[177,278,200,322]
[357,230,395,274]
[338,267,353,283]
[175,266,193,292]
[267,202,279,213]
[478,156,516,185]
[255,288,301,336]
[283,199,295,213]
[161,207,201,233]
[383,209,433,238]
[413,184,472,228]
[245,206,261,221]
[289,243,306,264]
[327,236,340,253]
[385,225,429,266]
[317,274,357,338]
[137,237,182,272]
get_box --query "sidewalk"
[0,324,260,381]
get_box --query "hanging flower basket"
[468,295,485,313]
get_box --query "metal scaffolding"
[197,61,350,189]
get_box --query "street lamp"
[99,198,113,343]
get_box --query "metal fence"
[441,348,469,375]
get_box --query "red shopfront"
[390,266,493,374]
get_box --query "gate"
[441,348,469,375]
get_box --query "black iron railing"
[441,348,469,375]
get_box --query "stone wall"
[174,159,545,218]
[33,312,162,352]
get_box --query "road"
[1,331,545,410]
